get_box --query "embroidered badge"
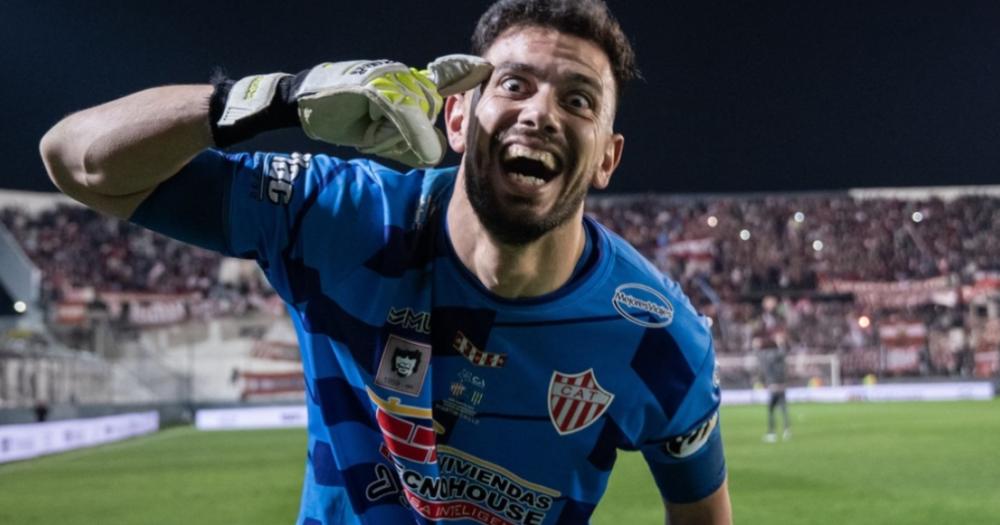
[548,369,615,435]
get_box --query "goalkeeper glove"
[209,55,492,167]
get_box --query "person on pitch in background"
[754,330,791,443]
[40,0,731,523]
[754,296,790,443]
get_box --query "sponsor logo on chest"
[387,307,432,335]
[547,369,615,435]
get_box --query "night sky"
[3,0,1000,194]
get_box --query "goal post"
[717,352,842,389]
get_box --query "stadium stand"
[1,187,998,411]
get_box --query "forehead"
[483,25,615,95]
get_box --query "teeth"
[509,172,546,186]
[503,144,557,171]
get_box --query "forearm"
[665,479,732,525]
[40,84,214,218]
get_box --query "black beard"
[463,151,587,246]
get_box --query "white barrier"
[0,411,160,464]
[195,405,307,430]
[722,382,995,405]
[193,382,995,432]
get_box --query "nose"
[517,90,561,136]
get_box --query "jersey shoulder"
[594,219,713,361]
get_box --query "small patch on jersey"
[260,152,311,205]
[387,307,432,335]
[439,369,488,424]
[548,369,615,436]
[375,335,431,396]
[664,411,718,458]
[612,283,675,328]
[453,331,507,368]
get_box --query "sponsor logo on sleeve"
[548,369,615,436]
[664,411,719,459]
[611,283,674,328]
[260,152,311,205]
[375,335,431,396]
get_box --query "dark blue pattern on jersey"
[362,225,438,277]
[310,441,344,486]
[314,377,376,428]
[429,306,498,359]
[586,417,629,472]
[630,328,696,420]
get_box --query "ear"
[444,93,467,153]
[592,133,624,190]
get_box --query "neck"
[446,173,586,299]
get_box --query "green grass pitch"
[1,401,998,524]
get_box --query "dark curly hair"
[471,0,640,103]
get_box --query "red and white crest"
[548,369,615,435]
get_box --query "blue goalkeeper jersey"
[131,149,726,525]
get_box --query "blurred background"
[1,1,998,524]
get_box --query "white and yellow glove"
[211,55,492,168]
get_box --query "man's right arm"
[40,85,215,219]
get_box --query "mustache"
[492,126,561,147]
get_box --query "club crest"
[548,369,615,436]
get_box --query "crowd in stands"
[2,205,223,300]
[587,193,999,296]
[3,189,999,381]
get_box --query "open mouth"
[499,144,562,188]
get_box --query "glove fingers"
[357,129,437,168]
[368,92,444,166]
[426,54,494,97]
[297,90,371,144]
[360,119,408,155]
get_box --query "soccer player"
[755,331,791,443]
[40,0,731,523]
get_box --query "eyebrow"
[494,61,604,93]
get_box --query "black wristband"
[208,70,305,148]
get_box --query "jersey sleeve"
[129,148,394,300]
[638,327,727,504]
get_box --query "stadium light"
[911,211,924,223]
[812,240,824,252]
[13,301,27,314]
[793,212,805,223]
[707,216,719,228]
[739,229,751,241]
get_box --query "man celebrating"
[40,0,731,523]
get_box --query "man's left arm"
[664,479,732,525]
[639,312,731,524]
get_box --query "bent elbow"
[39,122,102,201]
[39,125,78,192]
